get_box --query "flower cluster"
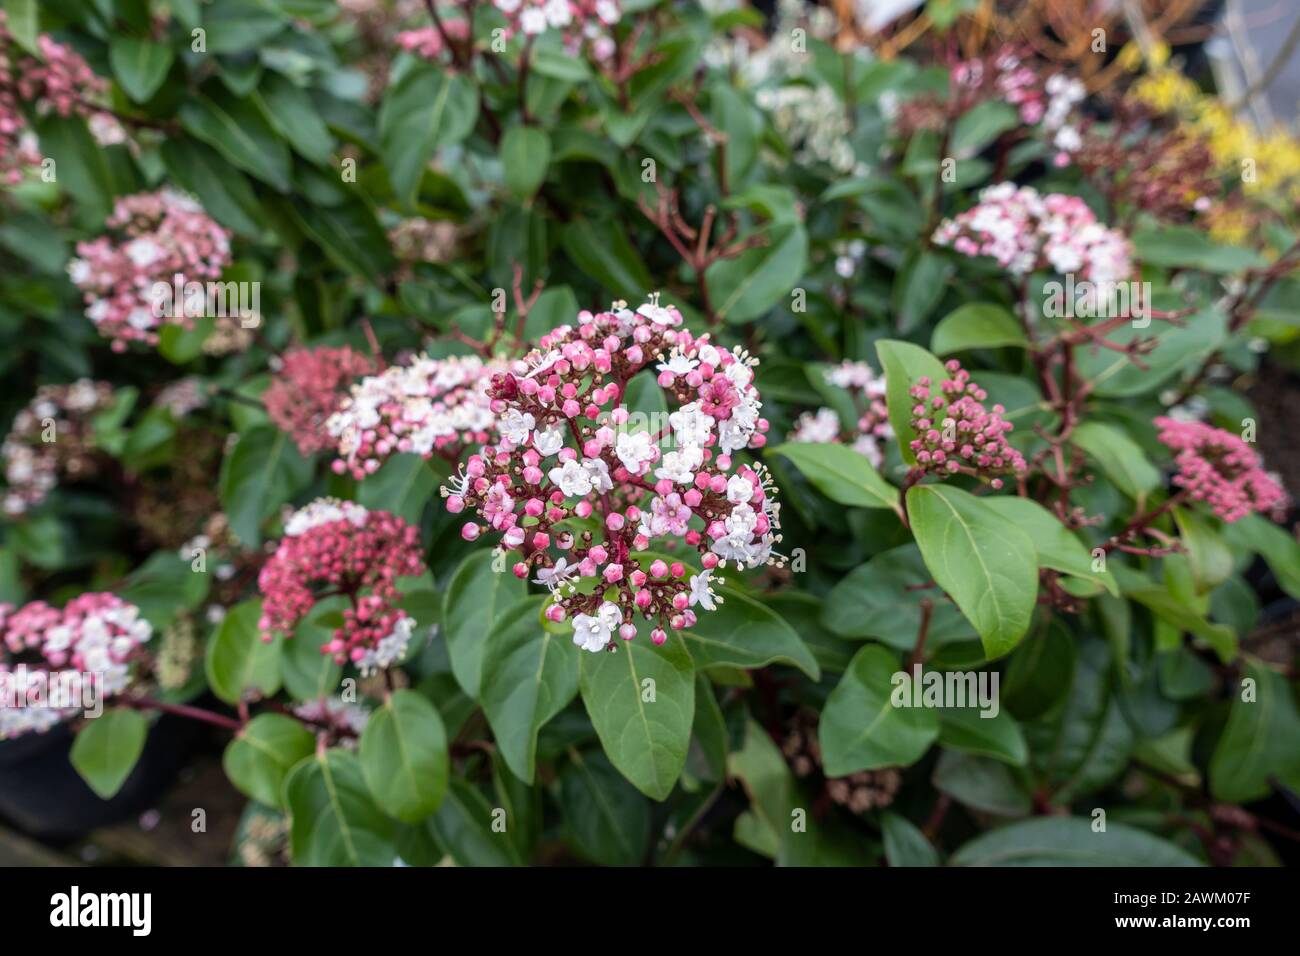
[933,183,1132,287]
[788,361,892,467]
[1154,417,1287,523]
[756,84,857,173]
[3,379,114,517]
[1072,99,1219,221]
[492,0,620,59]
[0,594,152,740]
[909,360,1025,487]
[257,499,425,675]
[0,16,114,183]
[442,295,782,652]
[68,190,232,351]
[265,346,377,456]
[327,354,498,479]
[395,19,469,61]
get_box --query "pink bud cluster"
[442,295,782,653]
[908,360,1025,488]
[264,346,376,456]
[0,15,109,183]
[68,190,232,352]
[0,593,152,739]
[327,354,499,479]
[492,0,620,60]
[933,183,1131,287]
[395,20,469,61]
[2,379,113,517]
[1154,417,1287,523]
[257,499,426,674]
[789,360,892,467]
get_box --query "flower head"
[258,499,426,674]
[908,360,1025,487]
[265,346,376,456]
[2,380,114,517]
[0,593,152,739]
[1154,417,1287,522]
[442,294,780,650]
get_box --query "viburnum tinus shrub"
[1,0,1299,868]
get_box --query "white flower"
[125,238,163,268]
[669,402,714,447]
[533,557,575,591]
[724,359,753,388]
[657,349,698,376]
[520,6,547,33]
[688,569,717,611]
[655,445,703,485]
[285,498,369,536]
[636,292,678,326]
[500,408,536,444]
[697,344,721,368]
[533,427,565,457]
[549,458,593,496]
[725,475,754,504]
[615,431,657,475]
[544,0,571,27]
[572,601,621,652]
[582,457,613,492]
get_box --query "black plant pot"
[0,712,199,844]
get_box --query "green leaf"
[161,139,265,238]
[981,496,1117,596]
[218,425,312,547]
[204,0,287,54]
[819,645,938,776]
[951,817,1202,866]
[280,598,344,700]
[480,598,580,783]
[875,339,948,466]
[558,748,650,866]
[223,713,315,809]
[500,125,551,199]
[379,65,478,207]
[424,778,524,866]
[950,100,1018,156]
[937,705,1028,765]
[180,89,293,192]
[822,544,975,648]
[907,486,1038,658]
[33,115,115,222]
[706,223,808,324]
[1070,421,1161,501]
[109,37,174,103]
[893,250,954,333]
[70,709,148,800]
[768,442,900,516]
[1133,226,1267,273]
[205,599,282,705]
[682,586,820,679]
[933,750,1030,816]
[1173,507,1234,594]
[284,750,395,866]
[931,303,1027,354]
[1075,307,1226,398]
[288,194,396,285]
[357,453,436,524]
[1223,514,1300,600]
[579,629,695,800]
[441,551,527,698]
[1003,620,1076,720]
[561,217,653,299]
[1209,661,1300,803]
[360,689,450,823]
[0,0,39,55]
[881,811,939,866]
[254,73,335,166]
